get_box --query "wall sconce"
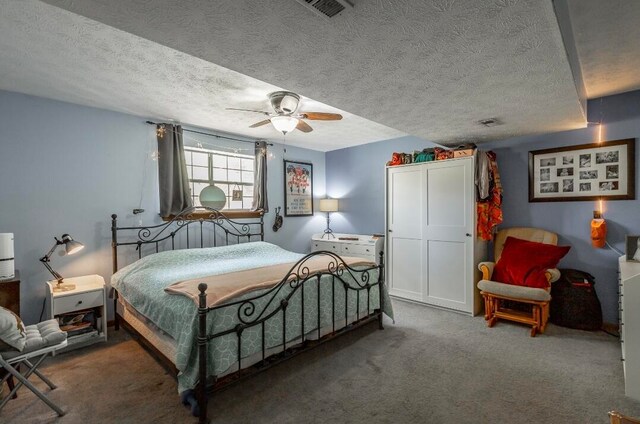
[319,198,339,239]
[591,206,607,249]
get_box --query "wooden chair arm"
[609,411,640,424]
[545,268,561,283]
[478,262,495,280]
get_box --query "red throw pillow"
[492,236,570,288]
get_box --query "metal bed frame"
[111,207,385,423]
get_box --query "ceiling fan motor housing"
[269,91,300,114]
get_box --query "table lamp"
[319,198,339,239]
[39,234,84,292]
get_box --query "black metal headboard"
[111,206,265,274]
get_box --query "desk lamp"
[39,234,84,292]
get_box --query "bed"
[110,207,391,423]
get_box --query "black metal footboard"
[196,250,385,424]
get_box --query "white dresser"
[311,233,384,264]
[619,256,640,401]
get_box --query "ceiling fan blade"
[226,108,271,116]
[300,112,343,121]
[249,119,272,128]
[296,120,313,133]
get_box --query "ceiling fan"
[227,91,343,134]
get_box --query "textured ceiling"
[0,0,405,152]
[566,0,640,99]
[38,0,588,146]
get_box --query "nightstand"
[0,270,20,315]
[46,275,107,352]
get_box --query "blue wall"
[326,135,439,234]
[326,90,640,324]
[0,90,326,324]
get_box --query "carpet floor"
[3,299,640,424]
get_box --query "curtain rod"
[145,121,273,146]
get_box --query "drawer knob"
[76,300,83,305]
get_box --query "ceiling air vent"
[477,118,503,127]
[294,0,353,19]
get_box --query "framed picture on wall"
[284,160,314,217]
[528,138,635,202]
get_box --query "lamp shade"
[61,234,84,255]
[271,116,299,134]
[319,198,339,212]
[199,184,227,209]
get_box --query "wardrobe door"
[424,158,474,312]
[387,166,424,301]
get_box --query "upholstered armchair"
[477,227,563,337]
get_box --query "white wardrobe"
[385,156,486,315]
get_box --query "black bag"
[550,268,603,331]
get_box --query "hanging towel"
[477,151,503,241]
[476,151,491,200]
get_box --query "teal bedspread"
[111,241,392,392]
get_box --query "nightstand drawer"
[53,290,103,315]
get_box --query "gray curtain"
[252,140,269,212]
[157,124,193,217]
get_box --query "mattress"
[111,241,391,392]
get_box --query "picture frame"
[626,235,640,262]
[528,138,635,202]
[284,159,314,217]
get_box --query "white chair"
[0,319,67,416]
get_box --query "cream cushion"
[478,280,551,302]
[0,319,67,359]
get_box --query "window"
[184,147,254,210]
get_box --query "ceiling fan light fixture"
[271,116,299,134]
[280,95,299,114]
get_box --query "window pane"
[229,200,243,209]
[212,154,226,168]
[191,152,208,167]
[213,168,227,181]
[228,169,241,182]
[192,166,208,180]
[184,151,192,165]
[186,165,193,180]
[243,197,253,209]
[241,159,253,171]
[241,171,254,184]
[193,182,208,198]
[192,196,201,207]
[219,184,229,195]
[243,185,254,196]
[228,156,241,170]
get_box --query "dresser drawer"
[312,240,340,253]
[341,244,375,259]
[54,289,103,315]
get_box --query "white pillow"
[0,306,26,351]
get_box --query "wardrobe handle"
[388,229,393,233]
[466,233,472,237]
